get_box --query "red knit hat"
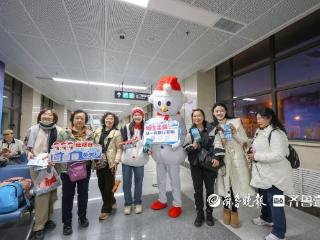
[155,76,181,92]
[131,107,144,118]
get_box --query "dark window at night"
[275,10,320,56]
[276,46,320,87]
[277,83,320,140]
[233,39,270,74]
[216,60,231,82]
[234,66,271,97]
[233,94,272,137]
[217,80,232,101]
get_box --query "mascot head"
[149,76,187,116]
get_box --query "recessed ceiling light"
[75,100,130,106]
[119,0,149,8]
[52,78,147,90]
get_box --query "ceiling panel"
[0,0,41,36]
[0,32,42,73]
[20,0,74,43]
[64,67,87,81]
[140,58,172,79]
[124,54,152,77]
[64,0,105,48]
[163,61,190,80]
[132,10,179,57]
[181,36,251,75]
[105,72,124,83]
[41,65,67,79]
[106,0,145,52]
[48,40,84,70]
[237,0,320,40]
[12,34,60,66]
[105,50,129,74]
[192,0,237,14]
[156,20,207,60]
[223,0,281,24]
[79,45,104,71]
[87,70,103,82]
[176,28,231,63]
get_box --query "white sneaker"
[252,217,274,226]
[265,233,286,240]
[135,204,143,214]
[124,206,132,215]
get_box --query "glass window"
[1,108,10,131]
[233,94,272,137]
[217,80,232,101]
[217,61,231,81]
[233,66,271,97]
[233,39,270,74]
[275,10,320,56]
[277,83,320,140]
[276,46,320,87]
[4,74,13,90]
[3,89,11,108]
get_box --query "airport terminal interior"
[0,0,320,239]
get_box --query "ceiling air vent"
[213,18,244,33]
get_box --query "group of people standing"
[185,103,293,240]
[24,102,293,240]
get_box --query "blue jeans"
[260,186,287,239]
[122,164,144,206]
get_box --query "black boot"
[206,210,215,226]
[44,220,56,231]
[78,217,89,228]
[63,220,73,236]
[194,209,205,227]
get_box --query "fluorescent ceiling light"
[183,91,197,95]
[243,98,256,101]
[53,78,147,90]
[75,100,130,106]
[83,109,123,113]
[53,78,88,84]
[119,0,149,8]
[3,96,8,98]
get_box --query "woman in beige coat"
[212,103,255,228]
[93,112,122,221]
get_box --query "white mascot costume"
[146,76,187,218]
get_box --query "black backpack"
[268,129,300,169]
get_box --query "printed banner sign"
[144,120,180,144]
[50,141,102,162]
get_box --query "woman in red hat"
[120,107,149,215]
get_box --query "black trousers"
[190,165,216,212]
[96,166,116,213]
[223,187,238,212]
[61,166,91,223]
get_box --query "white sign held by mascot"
[144,76,187,218]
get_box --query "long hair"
[211,102,234,127]
[256,107,287,133]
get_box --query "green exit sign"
[114,91,149,101]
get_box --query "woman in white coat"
[248,107,294,240]
[213,103,255,228]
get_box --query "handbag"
[198,148,220,172]
[121,140,149,167]
[68,161,87,182]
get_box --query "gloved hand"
[171,140,181,151]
